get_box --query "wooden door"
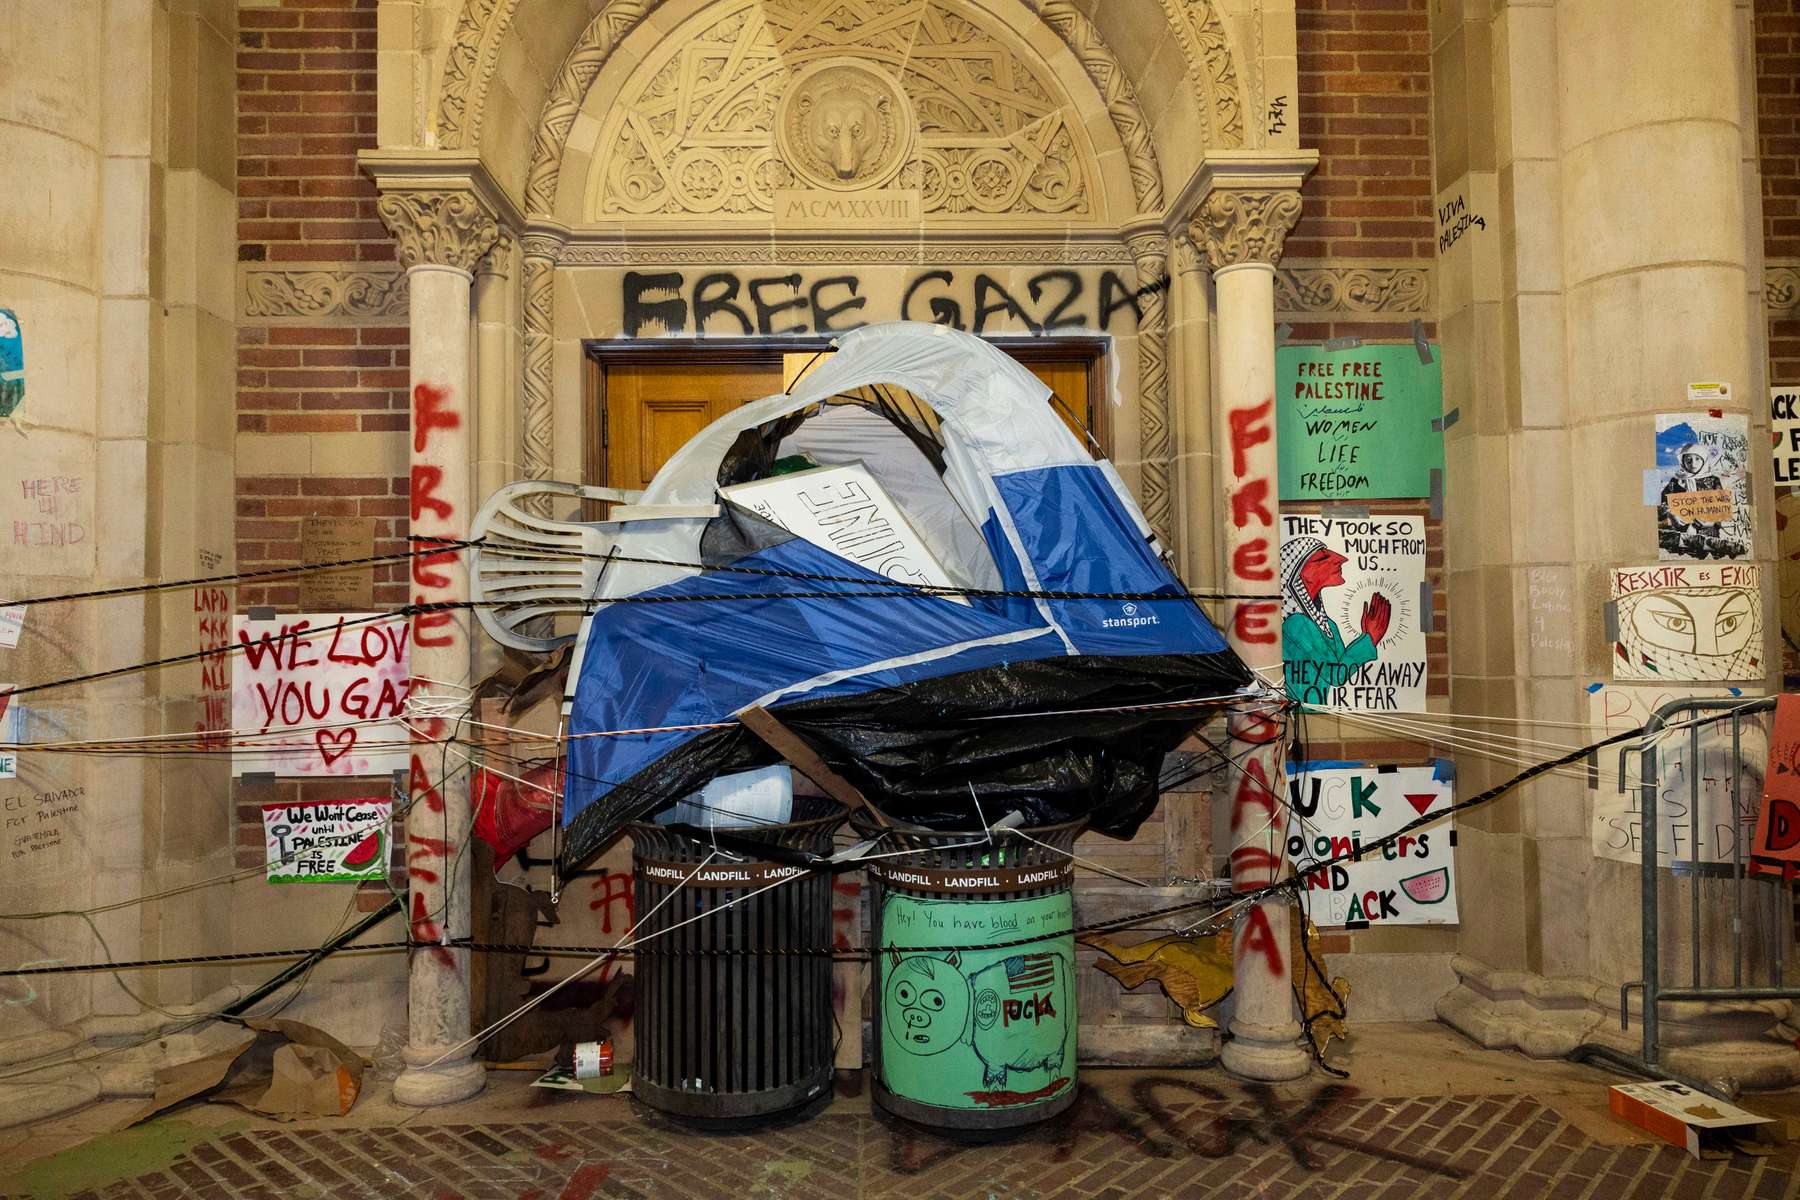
[599,357,784,490]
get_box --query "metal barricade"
[1617,696,1799,1078]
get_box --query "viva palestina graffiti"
[1286,760,1458,926]
[1279,514,1428,711]
[1652,412,1752,561]
[878,892,1074,1110]
[261,797,390,883]
[1609,562,1763,682]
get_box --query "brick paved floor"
[9,1080,1798,1200]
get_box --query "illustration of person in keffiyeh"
[1280,536,1390,706]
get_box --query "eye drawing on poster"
[1609,563,1763,682]
[1654,412,1752,561]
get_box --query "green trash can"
[856,815,1081,1133]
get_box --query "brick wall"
[1281,0,1446,698]
[235,0,406,875]
[1759,0,1800,386]
[237,0,405,615]
[1290,0,1435,343]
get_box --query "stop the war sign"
[231,613,411,777]
[1286,759,1459,926]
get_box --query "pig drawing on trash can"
[884,948,1071,1089]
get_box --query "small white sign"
[261,798,390,883]
[1687,381,1732,404]
[0,606,22,649]
[0,683,15,778]
[721,463,966,603]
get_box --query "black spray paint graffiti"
[1436,195,1487,254]
[621,268,1170,339]
[885,1081,1467,1179]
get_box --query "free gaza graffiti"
[621,267,1151,338]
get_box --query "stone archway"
[508,0,1185,537]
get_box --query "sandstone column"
[375,187,499,1107]
[1124,220,1175,550]
[1194,153,1314,1082]
[1168,233,1217,586]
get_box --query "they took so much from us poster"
[1279,514,1428,712]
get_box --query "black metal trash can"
[629,796,845,1122]
[856,814,1081,1133]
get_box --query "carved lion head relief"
[778,60,913,191]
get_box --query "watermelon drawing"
[342,830,382,869]
[1399,866,1449,905]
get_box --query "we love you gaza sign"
[230,613,412,777]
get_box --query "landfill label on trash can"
[879,891,1074,1109]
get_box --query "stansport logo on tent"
[1101,601,1160,630]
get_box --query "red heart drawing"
[316,727,357,766]
[1405,793,1438,817]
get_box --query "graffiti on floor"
[885,1080,1466,1179]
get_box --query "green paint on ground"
[760,1156,815,1193]
[3,1117,245,1200]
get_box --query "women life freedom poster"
[1280,514,1428,712]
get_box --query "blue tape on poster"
[0,308,22,419]
[1323,335,1363,353]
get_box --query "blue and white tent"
[557,322,1255,867]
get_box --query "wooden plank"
[737,705,889,827]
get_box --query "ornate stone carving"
[1768,261,1800,312]
[1159,0,1246,148]
[1192,189,1303,271]
[241,268,408,320]
[572,0,1100,222]
[1126,230,1173,545]
[1274,265,1431,314]
[555,240,1133,265]
[527,0,658,214]
[436,0,521,148]
[778,59,914,190]
[1037,1,1163,212]
[476,228,517,279]
[519,234,562,487]
[376,191,502,273]
[1172,233,1205,277]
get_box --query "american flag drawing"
[1005,953,1057,992]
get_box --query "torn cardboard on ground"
[1609,1081,1783,1159]
[125,1019,366,1125]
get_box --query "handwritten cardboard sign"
[1751,693,1800,874]
[1286,760,1458,925]
[298,517,376,610]
[262,798,390,883]
[231,613,411,777]
[1587,682,1766,867]
[1276,343,1444,500]
[1664,490,1734,526]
